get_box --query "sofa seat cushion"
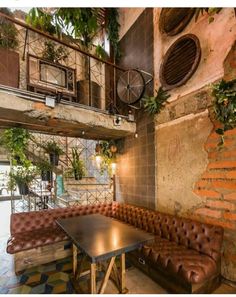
[7,227,68,254]
[140,237,217,285]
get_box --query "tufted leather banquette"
[7,202,223,293]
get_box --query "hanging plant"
[8,166,39,195]
[212,79,236,146]
[0,127,31,167]
[142,87,170,115]
[44,140,63,166]
[96,140,118,176]
[106,8,121,60]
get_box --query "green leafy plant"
[42,41,69,63]
[106,8,120,60]
[212,79,236,146]
[0,8,19,49]
[0,128,31,167]
[69,148,86,180]
[36,159,52,171]
[44,140,63,155]
[142,87,170,115]
[26,8,120,59]
[96,140,117,176]
[195,8,222,23]
[8,166,38,191]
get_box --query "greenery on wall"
[212,79,236,145]
[0,8,19,49]
[107,8,120,60]
[142,87,170,115]
[0,127,31,167]
[26,8,121,60]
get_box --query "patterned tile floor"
[0,236,236,294]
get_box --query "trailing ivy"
[106,8,121,60]
[142,87,170,115]
[212,79,236,145]
[0,128,31,167]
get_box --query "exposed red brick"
[224,193,236,201]
[226,171,236,179]
[203,217,235,230]
[211,180,236,190]
[208,161,236,169]
[206,200,235,211]
[224,128,236,136]
[193,189,221,198]
[195,208,221,218]
[202,172,226,179]
[195,180,209,189]
[205,140,234,150]
[224,212,236,220]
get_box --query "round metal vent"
[160,34,201,90]
[159,8,195,36]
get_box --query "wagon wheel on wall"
[116,69,146,105]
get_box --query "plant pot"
[77,80,101,109]
[74,169,83,181]
[49,153,59,166]
[13,155,23,165]
[17,182,29,195]
[0,48,19,88]
[41,170,52,182]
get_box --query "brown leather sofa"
[7,202,223,293]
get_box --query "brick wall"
[116,8,155,209]
[192,43,236,282]
[193,121,236,281]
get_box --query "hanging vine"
[212,79,236,146]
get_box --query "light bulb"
[95,155,102,168]
[111,162,117,175]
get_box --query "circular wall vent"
[160,34,201,90]
[159,8,195,36]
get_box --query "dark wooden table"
[57,214,154,294]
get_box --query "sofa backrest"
[10,203,113,235]
[112,203,223,262]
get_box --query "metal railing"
[0,12,127,115]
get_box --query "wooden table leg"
[120,253,128,294]
[98,256,116,294]
[91,263,97,294]
[73,244,78,276]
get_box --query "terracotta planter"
[0,48,19,88]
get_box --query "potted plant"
[37,159,52,182]
[26,8,121,108]
[70,148,86,180]
[44,140,63,166]
[0,8,19,88]
[9,166,38,195]
[0,127,31,167]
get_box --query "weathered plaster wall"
[154,8,236,282]
[153,8,236,99]
[156,110,212,215]
[118,8,145,40]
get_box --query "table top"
[56,214,154,263]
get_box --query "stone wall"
[116,8,155,209]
